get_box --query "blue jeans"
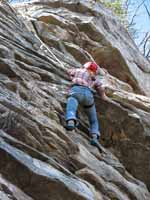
[65,85,100,137]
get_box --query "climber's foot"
[66,119,76,131]
[90,134,103,153]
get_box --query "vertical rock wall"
[0,1,150,199]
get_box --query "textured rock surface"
[14,0,150,96]
[0,0,150,199]
[0,173,33,200]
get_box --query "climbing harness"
[84,103,94,109]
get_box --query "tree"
[99,0,128,26]
[126,0,150,60]
[99,0,150,61]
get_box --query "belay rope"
[15,4,99,69]
[11,2,106,76]
[24,18,65,69]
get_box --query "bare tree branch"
[124,0,131,10]
[144,4,150,20]
[138,31,149,47]
[143,34,150,56]
[128,0,147,27]
[146,48,150,58]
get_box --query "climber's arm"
[67,69,76,80]
[95,81,110,101]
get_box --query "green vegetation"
[98,0,128,26]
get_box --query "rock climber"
[65,61,109,150]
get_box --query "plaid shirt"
[68,68,104,95]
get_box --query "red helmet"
[84,61,99,74]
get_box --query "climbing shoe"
[66,119,75,131]
[90,134,103,153]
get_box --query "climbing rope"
[31,28,66,69]
[9,1,107,78]
[10,2,66,69]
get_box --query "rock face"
[15,0,150,96]
[0,1,150,200]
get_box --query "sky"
[127,0,150,44]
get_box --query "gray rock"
[0,1,150,199]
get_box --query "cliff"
[0,1,150,200]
